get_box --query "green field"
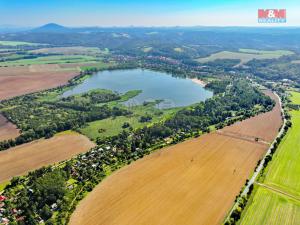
[240,187,300,225]
[0,55,98,66]
[81,102,178,140]
[196,49,293,65]
[290,91,300,105]
[239,91,300,224]
[0,40,43,46]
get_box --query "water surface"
[63,69,213,108]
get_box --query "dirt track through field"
[70,91,282,225]
[0,132,95,183]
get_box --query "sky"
[0,0,299,27]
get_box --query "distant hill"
[32,23,70,33]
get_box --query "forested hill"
[1,26,300,56]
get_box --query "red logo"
[258,9,286,23]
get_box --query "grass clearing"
[80,103,177,140]
[174,47,183,52]
[0,180,10,192]
[196,49,294,65]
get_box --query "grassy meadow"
[239,91,300,224]
[81,103,178,141]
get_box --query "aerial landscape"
[0,0,300,225]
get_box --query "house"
[1,217,9,224]
[0,196,6,202]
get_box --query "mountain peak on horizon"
[32,23,69,32]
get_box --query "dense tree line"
[0,90,130,151]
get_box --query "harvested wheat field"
[70,91,282,225]
[222,90,282,143]
[0,132,95,183]
[0,65,78,100]
[0,114,19,141]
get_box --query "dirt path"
[69,91,282,225]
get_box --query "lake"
[62,69,213,108]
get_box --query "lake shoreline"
[190,78,207,87]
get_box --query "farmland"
[196,49,293,66]
[0,131,95,183]
[0,40,43,46]
[0,66,78,100]
[0,55,98,67]
[69,91,282,225]
[0,114,19,141]
[29,46,102,55]
[239,91,300,224]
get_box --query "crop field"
[239,91,300,224]
[290,91,300,105]
[30,46,101,55]
[0,66,79,100]
[222,90,282,143]
[0,55,98,67]
[196,49,293,65]
[0,131,95,183]
[0,114,19,141]
[0,40,43,46]
[240,187,300,225]
[70,92,282,225]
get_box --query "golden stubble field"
[0,132,95,183]
[70,91,282,225]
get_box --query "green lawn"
[0,40,44,46]
[0,55,98,66]
[196,49,293,65]
[239,91,300,224]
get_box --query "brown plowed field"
[0,66,78,100]
[70,91,282,225]
[0,132,95,183]
[0,114,19,141]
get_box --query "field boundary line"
[256,182,300,202]
[216,130,270,146]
